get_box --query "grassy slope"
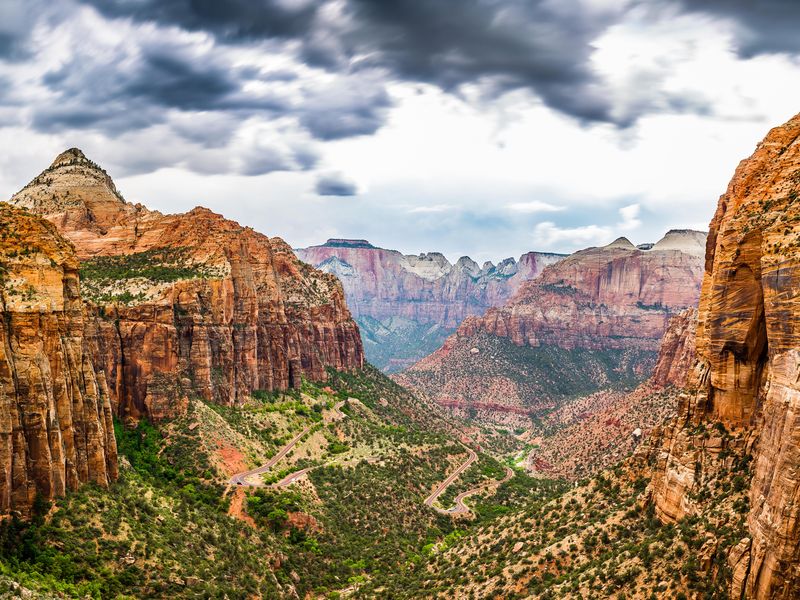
[390,424,752,600]
[0,366,559,599]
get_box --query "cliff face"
[295,239,564,371]
[11,149,363,421]
[0,203,117,515]
[456,234,705,351]
[297,239,564,327]
[398,234,705,415]
[651,308,698,388]
[651,113,800,599]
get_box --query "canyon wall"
[455,234,705,352]
[651,307,698,388]
[398,233,705,416]
[296,239,564,371]
[651,113,800,598]
[0,203,117,515]
[11,149,364,422]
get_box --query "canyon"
[10,149,364,423]
[296,239,564,371]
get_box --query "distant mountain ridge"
[398,230,707,419]
[295,239,566,370]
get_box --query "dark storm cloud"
[83,0,320,42]
[337,0,618,123]
[30,23,388,146]
[315,173,358,196]
[676,0,800,57]
[77,0,621,124]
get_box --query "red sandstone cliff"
[651,307,698,388]
[398,234,705,414]
[651,112,800,599]
[454,234,705,351]
[0,203,117,515]
[10,149,364,421]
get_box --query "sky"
[1,1,800,263]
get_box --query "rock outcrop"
[651,308,698,388]
[296,240,564,371]
[454,232,705,351]
[0,203,117,515]
[651,113,800,598]
[11,149,364,421]
[399,233,705,415]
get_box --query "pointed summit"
[9,149,139,247]
[651,229,707,257]
[605,236,636,250]
[50,147,90,169]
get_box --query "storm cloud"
[1,0,800,183]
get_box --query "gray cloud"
[315,173,359,196]
[82,0,320,42]
[3,0,800,181]
[676,0,800,57]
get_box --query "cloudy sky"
[1,0,799,262]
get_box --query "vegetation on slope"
[0,366,543,599]
[390,423,753,599]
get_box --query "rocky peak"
[605,236,636,250]
[495,257,518,277]
[49,147,91,168]
[454,256,481,277]
[651,229,707,257]
[402,252,452,280]
[10,148,134,244]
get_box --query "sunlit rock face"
[651,307,698,388]
[11,149,364,421]
[651,112,800,599]
[398,233,705,416]
[296,239,564,370]
[452,233,705,352]
[0,203,117,516]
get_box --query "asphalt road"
[228,399,346,487]
[423,446,478,509]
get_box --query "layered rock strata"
[0,203,117,515]
[296,240,565,370]
[651,112,800,599]
[11,149,364,421]
[651,308,698,388]
[455,233,705,352]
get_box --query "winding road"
[425,446,515,516]
[228,399,346,487]
[445,466,514,515]
[423,446,478,510]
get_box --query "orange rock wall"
[0,204,117,515]
[652,113,800,599]
[453,243,703,351]
[11,149,364,422]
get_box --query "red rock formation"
[651,308,698,388]
[296,240,564,328]
[651,112,800,599]
[456,234,705,351]
[11,149,363,421]
[0,203,117,515]
[399,233,704,416]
